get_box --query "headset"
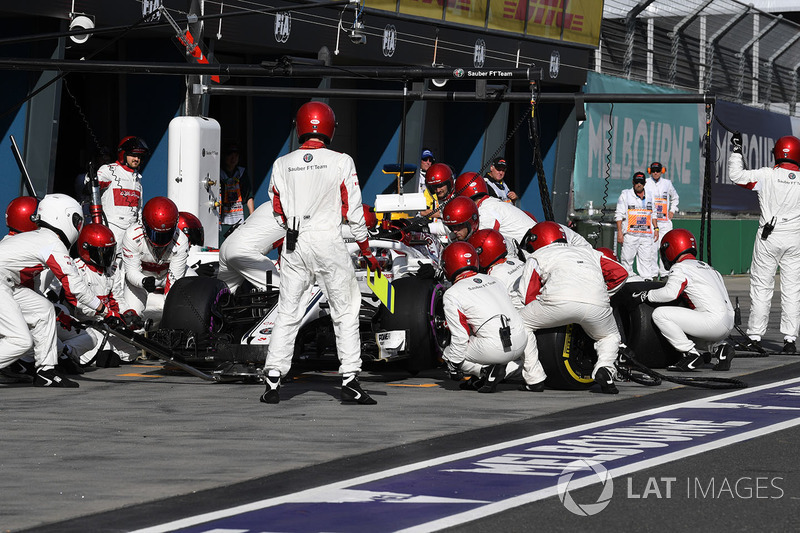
[647,163,667,174]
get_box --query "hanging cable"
[602,103,614,226]
[699,102,713,265]
[528,80,554,221]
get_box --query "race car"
[153,199,452,382]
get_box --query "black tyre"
[161,277,230,348]
[611,280,682,368]
[373,276,443,375]
[536,324,597,390]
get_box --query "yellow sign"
[368,0,602,47]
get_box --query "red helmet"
[296,102,336,144]
[178,211,204,247]
[424,163,454,196]
[117,136,150,164]
[597,247,618,262]
[442,197,479,240]
[455,172,489,200]
[660,228,697,269]
[78,223,117,269]
[468,229,507,271]
[5,196,39,234]
[362,204,378,230]
[142,196,179,260]
[441,241,480,282]
[520,221,567,253]
[773,136,800,167]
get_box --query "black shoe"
[33,369,79,388]
[57,352,85,375]
[518,381,545,392]
[0,360,35,384]
[341,374,377,405]
[713,345,735,371]
[782,341,797,354]
[259,371,281,404]
[459,375,485,391]
[744,338,766,354]
[667,352,703,372]
[595,367,618,394]
[478,364,506,393]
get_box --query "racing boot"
[744,337,766,354]
[477,364,506,394]
[260,370,281,404]
[341,373,377,405]
[667,350,703,372]
[713,344,735,371]
[594,366,618,394]
[782,339,797,354]
[0,360,35,384]
[459,375,485,391]
[56,347,84,375]
[33,368,79,388]
[518,381,545,392]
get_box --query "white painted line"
[131,376,800,533]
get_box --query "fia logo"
[142,0,162,22]
[382,25,397,57]
[275,12,291,43]
[303,153,313,163]
[549,50,560,79]
[474,39,486,68]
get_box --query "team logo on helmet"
[790,173,796,180]
[303,153,313,163]
[473,278,482,284]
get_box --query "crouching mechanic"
[122,196,189,327]
[260,101,379,406]
[0,194,121,387]
[440,241,528,393]
[468,229,546,391]
[67,223,141,365]
[218,201,284,293]
[518,222,628,394]
[633,229,735,371]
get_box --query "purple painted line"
[135,379,800,533]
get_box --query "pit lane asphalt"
[4,275,799,532]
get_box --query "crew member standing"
[615,171,658,280]
[260,102,380,405]
[729,134,800,353]
[94,136,149,257]
[646,161,679,277]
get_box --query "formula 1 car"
[153,211,451,382]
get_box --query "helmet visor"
[145,225,175,248]
[90,245,116,269]
[184,226,204,247]
[72,212,84,234]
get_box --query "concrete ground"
[1,274,796,532]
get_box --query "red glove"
[357,240,381,274]
[98,304,123,328]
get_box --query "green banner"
[573,73,704,213]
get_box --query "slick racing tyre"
[373,276,444,375]
[611,280,681,369]
[536,324,597,390]
[161,276,230,349]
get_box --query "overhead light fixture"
[69,13,95,44]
